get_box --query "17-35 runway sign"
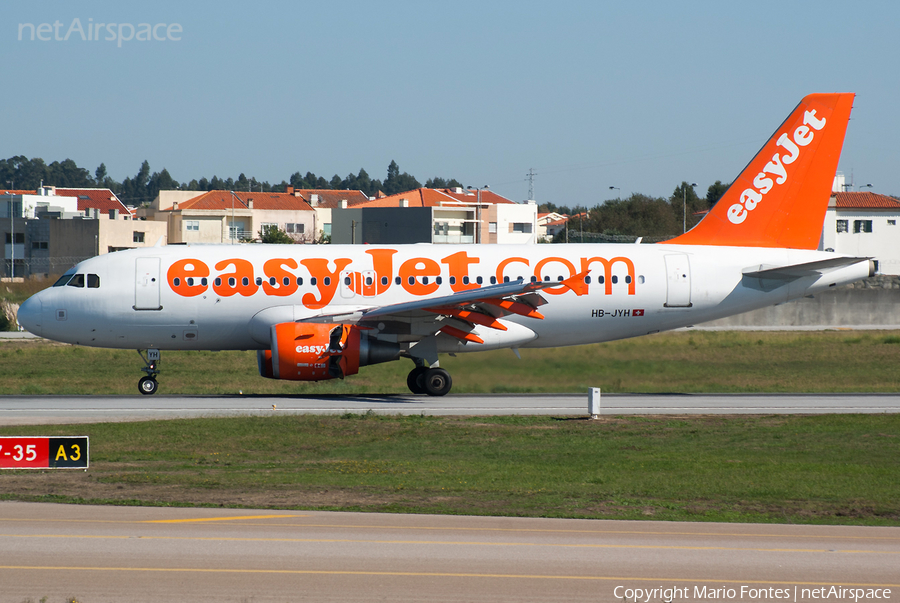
[0,436,89,469]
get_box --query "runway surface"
[1,502,897,603]
[1,393,900,424]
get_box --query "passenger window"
[53,274,74,287]
[67,274,85,288]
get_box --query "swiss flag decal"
[633,309,645,316]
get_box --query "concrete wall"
[699,276,900,327]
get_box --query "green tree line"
[2,154,737,239]
[543,180,730,241]
[0,156,461,207]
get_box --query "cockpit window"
[67,274,85,288]
[53,274,74,287]
[87,274,100,288]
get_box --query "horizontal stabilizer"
[742,257,872,281]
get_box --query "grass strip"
[2,330,900,395]
[1,413,898,525]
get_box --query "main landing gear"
[138,349,161,395]
[406,365,452,396]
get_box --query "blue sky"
[4,0,898,206]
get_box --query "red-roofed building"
[2,187,167,278]
[290,187,371,240]
[148,189,318,243]
[538,212,567,241]
[821,191,900,274]
[332,187,537,244]
[54,187,130,218]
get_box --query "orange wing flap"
[482,298,545,320]
[438,325,485,344]
[425,307,509,331]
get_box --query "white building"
[820,192,900,275]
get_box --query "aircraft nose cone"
[17,294,42,336]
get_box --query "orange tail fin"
[664,93,854,249]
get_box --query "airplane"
[16,93,872,396]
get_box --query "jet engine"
[257,322,400,381]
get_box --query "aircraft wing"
[300,272,588,345]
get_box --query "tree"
[671,182,704,232]
[95,163,107,184]
[383,160,421,195]
[259,226,294,244]
[706,180,730,208]
[425,176,462,189]
[146,168,179,205]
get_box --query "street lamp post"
[230,190,238,244]
[683,182,697,234]
[7,180,13,279]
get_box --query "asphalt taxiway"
[1,393,900,424]
[1,502,897,603]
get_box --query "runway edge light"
[589,388,601,419]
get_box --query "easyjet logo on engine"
[166,249,637,307]
[296,345,328,355]
[727,108,827,225]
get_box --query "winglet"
[664,93,855,249]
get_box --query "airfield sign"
[0,436,89,469]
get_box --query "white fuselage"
[18,243,871,353]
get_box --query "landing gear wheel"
[423,367,452,397]
[407,366,428,394]
[138,376,159,396]
[137,349,161,396]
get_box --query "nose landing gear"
[138,349,160,395]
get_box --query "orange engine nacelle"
[258,322,361,382]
